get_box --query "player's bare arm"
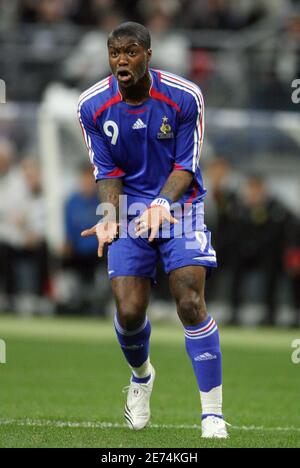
[81,178,122,257]
[98,177,123,210]
[135,170,192,241]
[161,169,193,201]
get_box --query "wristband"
[150,196,172,212]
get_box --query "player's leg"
[159,227,228,438]
[108,235,158,430]
[111,276,155,430]
[169,265,227,438]
[169,266,222,403]
[111,275,153,381]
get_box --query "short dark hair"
[107,22,151,50]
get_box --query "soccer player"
[78,22,228,439]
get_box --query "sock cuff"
[131,373,151,384]
[184,316,218,340]
[114,314,149,337]
[202,414,223,421]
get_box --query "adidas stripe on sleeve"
[160,72,204,174]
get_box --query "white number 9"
[103,120,119,145]
[195,231,208,252]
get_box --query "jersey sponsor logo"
[132,118,147,130]
[157,116,174,139]
[194,352,217,362]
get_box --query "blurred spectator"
[19,0,39,23]
[68,0,127,27]
[204,157,241,304]
[205,158,240,269]
[176,0,291,30]
[138,0,180,19]
[35,0,71,24]
[146,9,191,77]
[0,145,49,313]
[118,0,142,23]
[175,0,248,30]
[275,14,300,87]
[19,0,73,24]
[61,163,109,315]
[20,157,47,250]
[0,138,27,309]
[63,9,124,88]
[252,10,300,110]
[0,0,18,29]
[64,163,99,261]
[17,157,49,300]
[13,0,295,29]
[229,175,291,326]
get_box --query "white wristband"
[150,197,171,212]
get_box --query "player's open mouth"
[117,70,133,83]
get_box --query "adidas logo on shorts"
[132,119,147,130]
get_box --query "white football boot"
[201,415,229,439]
[123,365,155,430]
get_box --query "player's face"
[108,36,152,88]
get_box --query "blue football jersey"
[78,69,206,212]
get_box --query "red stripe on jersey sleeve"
[106,168,125,177]
[93,93,122,122]
[173,163,185,170]
[150,88,181,113]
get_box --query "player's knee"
[117,303,146,331]
[177,293,207,326]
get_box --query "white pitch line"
[0,419,300,433]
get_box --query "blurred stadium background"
[1,0,300,450]
[0,0,300,327]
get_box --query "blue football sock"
[185,316,223,417]
[114,314,152,383]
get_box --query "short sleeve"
[78,103,125,181]
[174,88,204,174]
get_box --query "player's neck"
[119,72,151,105]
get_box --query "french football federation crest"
[157,116,174,139]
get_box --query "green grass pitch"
[0,315,299,448]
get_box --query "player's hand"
[81,221,119,257]
[135,206,178,242]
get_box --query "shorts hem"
[108,272,156,281]
[166,260,218,275]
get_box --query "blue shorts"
[107,228,217,281]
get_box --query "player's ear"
[146,48,152,62]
